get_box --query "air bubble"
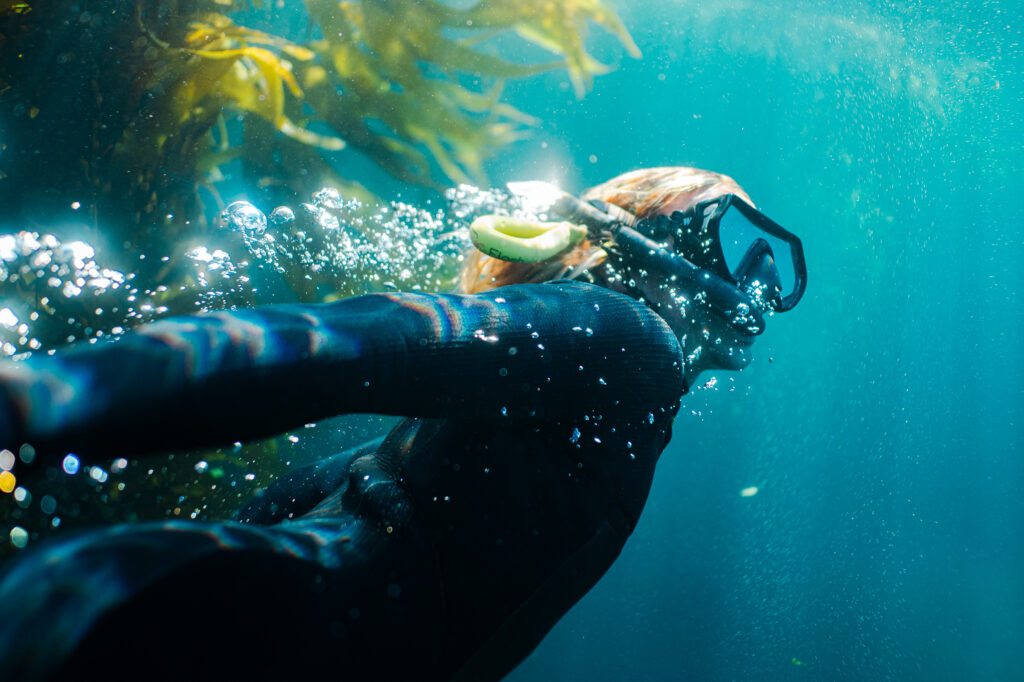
[270,206,296,227]
[221,201,268,235]
[9,526,28,548]
[40,494,57,514]
[62,454,80,475]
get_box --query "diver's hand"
[630,260,763,384]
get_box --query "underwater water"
[1,0,1021,680]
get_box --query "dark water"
[2,1,1022,680]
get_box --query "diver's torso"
[340,405,676,678]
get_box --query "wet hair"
[457,166,752,294]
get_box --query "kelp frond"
[134,11,343,152]
[300,0,637,186]
[456,0,643,97]
[0,0,639,241]
[0,1,30,16]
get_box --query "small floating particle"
[40,494,57,515]
[9,526,28,548]
[740,486,759,497]
[62,454,80,475]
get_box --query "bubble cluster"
[445,183,557,224]
[0,232,130,355]
[206,188,476,303]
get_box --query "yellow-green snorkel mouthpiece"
[470,215,588,263]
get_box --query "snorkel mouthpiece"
[469,215,587,263]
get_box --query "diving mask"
[637,195,807,312]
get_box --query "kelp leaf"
[166,52,241,126]
[187,44,344,150]
[0,1,31,15]
[279,120,345,151]
[189,46,302,97]
[464,0,640,98]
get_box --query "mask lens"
[717,205,797,300]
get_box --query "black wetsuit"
[0,281,684,681]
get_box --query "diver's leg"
[0,516,443,681]
[233,435,386,525]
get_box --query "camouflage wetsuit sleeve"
[0,281,684,466]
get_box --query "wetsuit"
[0,280,684,681]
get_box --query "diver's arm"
[0,281,683,463]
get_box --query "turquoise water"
[502,2,1023,680]
[2,1,1022,680]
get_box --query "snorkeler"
[0,167,805,681]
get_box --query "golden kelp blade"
[175,16,344,148]
[0,1,31,15]
[462,0,642,97]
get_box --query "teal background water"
[2,1,1021,679]
[497,1,1022,680]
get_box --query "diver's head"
[458,166,804,382]
[582,167,767,376]
[582,166,755,218]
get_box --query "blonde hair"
[457,166,751,294]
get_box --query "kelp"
[0,2,31,17]
[456,0,642,97]
[0,0,638,249]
